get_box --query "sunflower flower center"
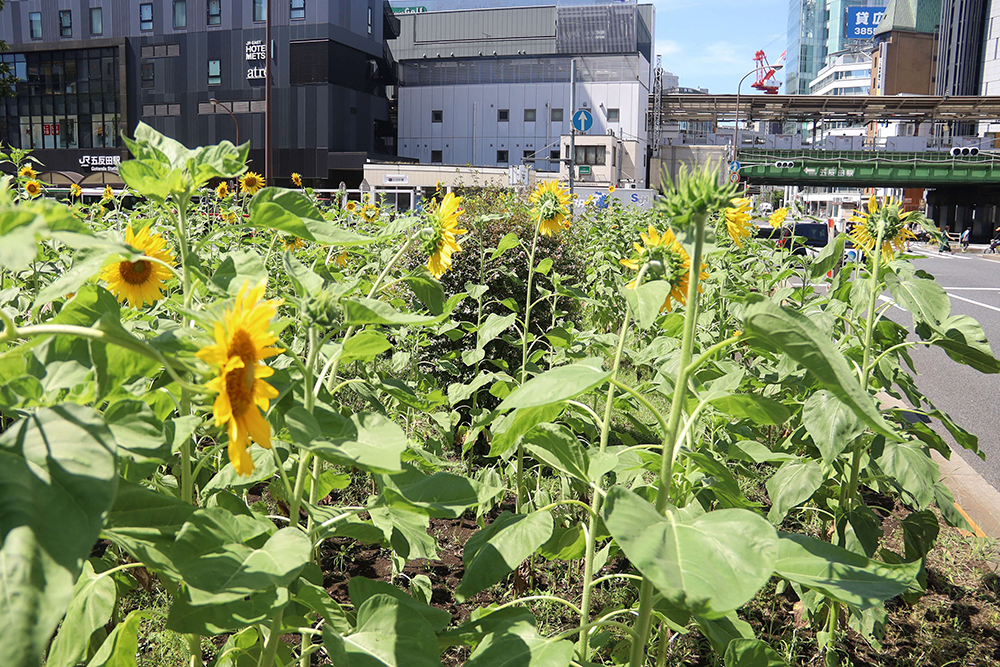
[119,260,152,285]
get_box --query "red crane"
[751,50,781,94]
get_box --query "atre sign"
[245,40,267,80]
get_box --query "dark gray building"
[0,0,399,187]
[936,0,988,96]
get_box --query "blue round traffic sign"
[729,160,741,172]
[572,109,594,133]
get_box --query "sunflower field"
[2,124,1000,667]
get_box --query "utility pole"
[264,0,273,185]
[569,59,575,197]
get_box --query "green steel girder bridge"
[735,149,1000,187]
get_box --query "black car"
[778,223,830,255]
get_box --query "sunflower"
[346,201,358,213]
[24,180,42,198]
[848,194,916,262]
[224,211,238,224]
[216,182,230,199]
[103,185,113,201]
[608,185,616,193]
[240,172,264,195]
[362,203,379,222]
[768,207,789,228]
[529,180,572,236]
[334,251,349,268]
[196,278,283,476]
[281,235,306,251]
[69,183,82,198]
[621,225,707,313]
[100,225,176,308]
[424,192,467,278]
[19,165,37,179]
[291,172,302,187]
[724,197,754,248]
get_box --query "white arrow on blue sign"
[729,160,741,172]
[572,109,594,133]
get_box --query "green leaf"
[250,188,374,245]
[343,331,393,362]
[773,532,921,609]
[322,594,441,667]
[917,315,1000,374]
[537,524,587,560]
[211,250,267,296]
[348,577,451,632]
[402,267,446,315]
[288,406,407,473]
[489,403,565,456]
[283,252,324,297]
[33,248,111,308]
[0,405,118,667]
[498,359,611,411]
[885,264,950,327]
[694,613,755,658]
[456,511,554,602]
[368,506,438,561]
[465,618,574,667]
[621,281,673,330]
[47,562,117,667]
[522,423,591,483]
[742,297,899,440]
[85,609,153,667]
[766,460,825,524]
[307,504,385,544]
[166,586,289,635]
[535,257,553,275]
[723,639,789,667]
[901,509,939,562]
[809,234,846,279]
[602,486,777,617]
[104,399,170,463]
[710,393,791,425]
[477,313,517,349]
[293,580,353,635]
[490,232,520,260]
[877,441,938,510]
[376,466,504,518]
[342,295,462,327]
[801,390,865,464]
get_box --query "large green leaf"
[694,613,755,658]
[456,511,554,602]
[464,618,574,667]
[877,441,938,510]
[709,393,791,425]
[342,295,463,327]
[166,585,289,635]
[885,264,949,327]
[916,315,1000,374]
[724,639,789,667]
[288,406,406,473]
[522,423,591,483]
[85,609,153,667]
[46,561,117,667]
[765,460,825,524]
[375,465,504,519]
[477,313,517,349]
[348,577,451,632]
[809,234,846,279]
[322,594,440,667]
[489,403,565,456]
[0,405,118,667]
[368,506,438,561]
[742,297,899,440]
[620,280,674,330]
[773,532,921,609]
[801,390,864,464]
[602,486,777,617]
[250,188,374,245]
[498,359,611,411]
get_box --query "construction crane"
[751,50,781,94]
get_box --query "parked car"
[778,223,829,256]
[754,225,784,241]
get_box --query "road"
[885,246,1000,489]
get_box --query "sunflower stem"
[628,210,708,667]
[515,210,545,514]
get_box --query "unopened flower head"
[655,164,739,228]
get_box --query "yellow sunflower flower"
[848,194,916,262]
[608,185,616,193]
[424,192,467,278]
[291,172,302,187]
[620,225,707,313]
[346,201,358,213]
[768,207,789,228]
[69,183,82,198]
[100,225,176,308]
[19,165,37,179]
[281,236,306,251]
[724,197,754,248]
[216,182,230,199]
[334,251,349,268]
[240,171,264,195]
[24,180,42,198]
[529,180,572,236]
[196,278,284,476]
[362,203,379,222]
[103,185,113,201]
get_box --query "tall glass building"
[786,0,828,96]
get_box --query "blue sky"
[651,0,788,94]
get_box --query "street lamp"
[733,63,782,166]
[210,98,240,147]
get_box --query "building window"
[523,150,534,162]
[607,108,620,122]
[551,108,564,122]
[140,3,153,30]
[290,0,305,19]
[367,6,373,34]
[431,149,442,163]
[208,59,221,85]
[173,0,187,28]
[141,62,155,88]
[498,109,509,122]
[431,109,442,123]
[29,12,42,39]
[550,149,560,162]
[524,109,536,122]
[59,10,72,37]
[90,8,103,35]
[497,150,508,164]
[253,0,267,22]
[207,0,221,25]
[574,145,606,165]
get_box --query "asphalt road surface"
[887,245,1000,489]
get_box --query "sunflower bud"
[655,164,739,228]
[303,289,342,328]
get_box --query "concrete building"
[810,50,873,96]
[389,2,653,187]
[0,0,400,187]
[870,0,939,95]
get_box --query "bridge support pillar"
[926,186,1000,244]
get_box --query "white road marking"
[944,293,1000,314]
[940,288,1000,291]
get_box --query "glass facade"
[786,0,828,95]
[0,48,122,150]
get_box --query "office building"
[0,0,399,187]
[936,0,988,97]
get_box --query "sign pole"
[569,59,575,198]
[264,0,273,185]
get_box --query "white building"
[389,3,654,187]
